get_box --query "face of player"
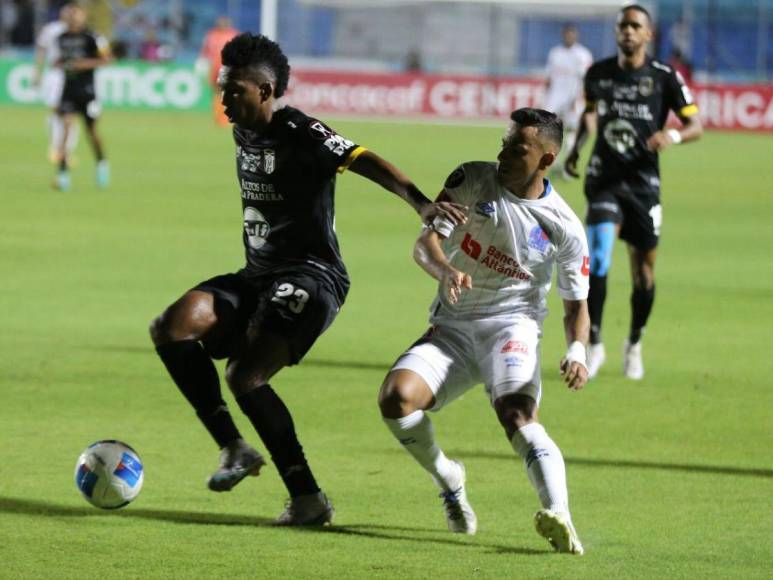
[218,66,274,129]
[496,124,554,193]
[616,9,652,56]
[562,27,577,47]
[64,6,87,31]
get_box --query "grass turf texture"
[1,107,771,579]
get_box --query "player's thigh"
[618,192,661,252]
[390,325,478,412]
[479,317,542,407]
[150,289,221,344]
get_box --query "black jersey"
[583,57,698,196]
[233,106,365,303]
[57,29,101,91]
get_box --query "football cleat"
[623,339,644,380]
[53,170,71,192]
[586,343,606,379]
[534,509,584,555]
[274,492,334,526]
[207,439,265,492]
[96,160,110,188]
[438,461,477,534]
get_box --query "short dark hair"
[509,108,563,150]
[221,33,291,98]
[620,3,652,24]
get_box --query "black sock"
[155,340,241,448]
[588,274,607,344]
[237,386,320,498]
[629,284,655,344]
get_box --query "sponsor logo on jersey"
[475,202,495,217]
[243,206,270,250]
[309,120,355,156]
[240,179,284,201]
[528,225,550,252]
[504,355,523,368]
[581,256,590,276]
[501,340,528,355]
[461,233,531,280]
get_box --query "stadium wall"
[1,58,771,131]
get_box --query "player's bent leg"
[227,336,330,525]
[150,290,248,480]
[494,394,583,554]
[379,369,476,534]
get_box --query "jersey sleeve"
[431,162,480,238]
[665,68,699,119]
[556,213,590,301]
[303,118,365,177]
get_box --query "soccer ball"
[74,440,144,509]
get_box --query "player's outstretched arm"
[564,108,595,179]
[559,298,590,390]
[414,227,471,304]
[348,150,467,225]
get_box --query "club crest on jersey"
[475,202,495,217]
[528,225,550,253]
[263,149,275,174]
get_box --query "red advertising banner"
[286,69,773,132]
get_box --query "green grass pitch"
[1,106,771,579]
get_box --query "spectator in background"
[668,48,693,85]
[140,28,162,61]
[197,16,239,126]
[542,24,593,179]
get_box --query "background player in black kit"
[149,33,467,525]
[565,4,702,380]
[53,4,111,192]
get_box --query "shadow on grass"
[443,451,773,479]
[0,497,545,555]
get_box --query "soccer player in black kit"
[149,33,466,525]
[565,5,702,380]
[53,4,111,192]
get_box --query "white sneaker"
[207,439,266,492]
[534,509,584,555]
[623,339,644,380]
[274,491,334,526]
[586,343,606,378]
[438,461,477,534]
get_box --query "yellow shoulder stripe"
[338,146,368,173]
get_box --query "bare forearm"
[563,299,590,346]
[414,229,450,282]
[571,110,594,153]
[349,151,429,215]
[673,115,703,144]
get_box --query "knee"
[224,360,269,396]
[494,393,537,438]
[378,374,428,419]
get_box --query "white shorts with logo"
[392,316,542,412]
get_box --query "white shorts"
[42,69,64,109]
[543,91,582,131]
[392,317,542,412]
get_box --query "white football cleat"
[623,339,644,380]
[586,343,606,378]
[438,461,477,534]
[274,491,334,526]
[207,439,265,492]
[534,509,584,555]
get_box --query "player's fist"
[646,130,674,152]
[559,358,588,390]
[564,150,580,179]
[441,266,472,304]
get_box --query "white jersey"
[36,20,67,107]
[544,42,593,115]
[430,161,589,324]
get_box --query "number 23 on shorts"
[271,282,310,314]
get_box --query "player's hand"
[559,358,588,390]
[420,201,468,226]
[646,130,674,152]
[564,150,580,179]
[441,266,472,304]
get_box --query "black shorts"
[193,266,342,364]
[58,84,100,122]
[585,188,662,250]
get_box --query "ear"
[259,82,274,101]
[539,151,556,171]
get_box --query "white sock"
[383,410,460,491]
[49,114,62,153]
[511,422,570,514]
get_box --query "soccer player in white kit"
[543,24,592,174]
[378,108,590,555]
[32,3,78,163]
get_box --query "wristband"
[667,128,682,144]
[565,341,587,366]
